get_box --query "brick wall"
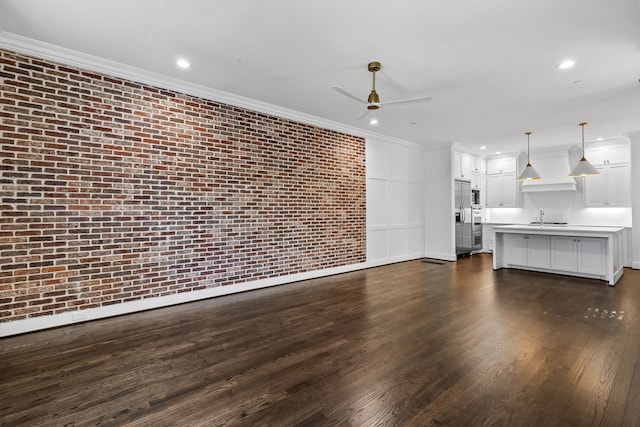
[0,49,366,323]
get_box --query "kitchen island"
[493,225,625,285]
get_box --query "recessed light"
[177,59,191,69]
[369,119,378,125]
[558,60,575,70]
[496,151,502,155]
[480,146,486,150]
[596,137,603,141]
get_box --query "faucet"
[539,208,544,227]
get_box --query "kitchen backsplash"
[484,189,631,226]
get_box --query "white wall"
[424,144,455,260]
[366,138,425,265]
[629,132,640,269]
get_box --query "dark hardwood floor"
[2,254,640,426]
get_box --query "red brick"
[0,48,365,323]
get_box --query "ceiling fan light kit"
[367,91,380,108]
[569,122,600,177]
[517,131,541,181]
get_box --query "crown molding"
[625,131,640,141]
[0,31,419,149]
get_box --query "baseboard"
[423,251,457,262]
[1,261,379,337]
[366,254,425,268]
[633,261,640,270]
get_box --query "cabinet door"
[480,158,487,175]
[486,157,515,174]
[585,144,630,165]
[607,144,630,164]
[585,146,607,165]
[527,235,550,268]
[550,236,577,272]
[606,164,631,206]
[486,159,502,174]
[577,238,606,276]
[460,153,473,179]
[486,174,502,207]
[471,171,481,189]
[453,151,462,178]
[504,234,527,265]
[583,165,607,206]
[471,156,481,173]
[501,173,517,207]
[501,158,517,174]
[482,225,494,252]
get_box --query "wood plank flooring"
[1,254,640,426]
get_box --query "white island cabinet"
[493,225,624,285]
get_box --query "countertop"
[493,224,625,237]
[484,222,631,229]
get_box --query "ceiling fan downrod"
[367,61,380,109]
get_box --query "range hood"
[520,147,577,192]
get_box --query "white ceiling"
[1,0,640,156]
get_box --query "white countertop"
[493,224,625,236]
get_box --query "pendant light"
[569,122,600,177]
[517,131,541,181]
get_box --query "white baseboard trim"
[365,254,424,268]
[2,261,377,337]
[424,252,457,262]
[632,261,640,270]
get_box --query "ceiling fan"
[332,61,432,120]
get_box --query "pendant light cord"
[579,122,587,160]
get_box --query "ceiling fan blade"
[355,109,372,120]
[332,86,366,104]
[378,96,432,107]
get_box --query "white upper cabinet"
[470,156,481,173]
[485,156,518,208]
[453,151,475,179]
[470,171,481,189]
[486,172,517,207]
[460,152,473,179]
[584,163,631,207]
[583,142,631,207]
[454,151,484,179]
[486,157,516,174]
[585,143,630,165]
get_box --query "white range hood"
[520,147,577,192]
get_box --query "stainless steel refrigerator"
[455,180,472,257]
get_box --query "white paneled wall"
[366,139,425,264]
[424,145,455,260]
